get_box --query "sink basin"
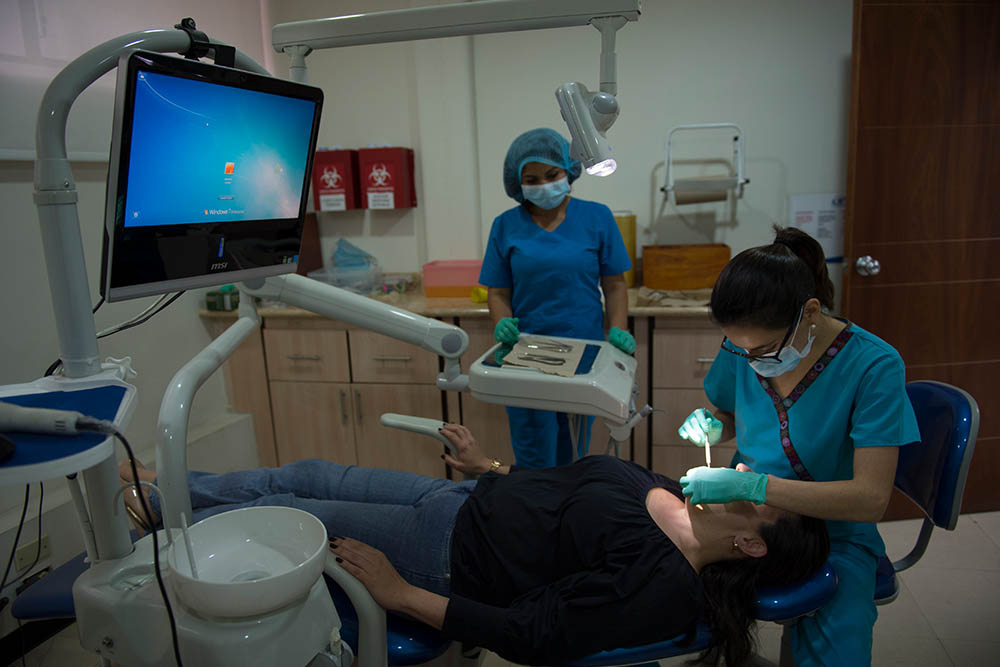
[167,506,327,618]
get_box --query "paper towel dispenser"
[662,123,749,205]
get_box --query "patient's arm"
[330,537,446,628]
[440,424,511,475]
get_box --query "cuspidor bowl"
[167,506,327,618]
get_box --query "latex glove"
[679,466,769,505]
[494,317,520,344]
[493,343,513,365]
[608,327,636,354]
[678,408,724,447]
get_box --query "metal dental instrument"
[517,353,566,366]
[523,338,574,353]
[705,440,712,468]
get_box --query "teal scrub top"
[704,321,921,556]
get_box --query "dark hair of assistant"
[709,225,836,330]
[697,513,830,666]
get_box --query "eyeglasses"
[720,306,803,364]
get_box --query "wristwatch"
[489,458,503,472]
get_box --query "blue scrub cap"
[503,128,582,202]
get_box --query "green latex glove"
[494,317,520,344]
[493,343,513,365]
[679,466,769,505]
[678,408,724,447]
[608,327,636,354]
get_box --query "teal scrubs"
[704,321,920,666]
[480,198,631,468]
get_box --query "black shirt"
[443,455,704,665]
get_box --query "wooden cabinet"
[263,319,446,477]
[648,316,733,479]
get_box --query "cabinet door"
[349,330,440,384]
[270,381,357,466]
[651,320,720,389]
[650,387,735,479]
[455,317,515,464]
[352,384,447,478]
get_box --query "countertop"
[200,287,712,319]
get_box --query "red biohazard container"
[358,147,417,209]
[312,149,360,211]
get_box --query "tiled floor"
[15,512,1000,666]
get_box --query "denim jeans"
[150,460,476,596]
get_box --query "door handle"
[372,355,412,362]
[286,353,321,361]
[355,390,362,423]
[695,357,715,364]
[339,390,348,426]
[855,255,881,277]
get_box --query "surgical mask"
[748,318,816,377]
[521,177,570,209]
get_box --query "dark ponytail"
[695,514,830,667]
[710,226,835,330]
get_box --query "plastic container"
[422,260,483,298]
[308,265,382,294]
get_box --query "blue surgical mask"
[748,318,816,377]
[521,177,570,210]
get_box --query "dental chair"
[10,381,977,666]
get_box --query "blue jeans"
[150,460,476,596]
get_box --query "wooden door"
[352,384,448,478]
[844,0,1000,515]
[270,381,357,466]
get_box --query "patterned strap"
[755,327,855,482]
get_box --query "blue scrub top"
[479,198,632,341]
[704,321,921,556]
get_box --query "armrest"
[380,414,455,457]
[324,551,388,667]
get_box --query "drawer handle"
[340,390,348,426]
[287,354,321,361]
[355,390,362,423]
[372,355,412,362]
[695,357,714,364]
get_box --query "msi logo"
[210,262,228,271]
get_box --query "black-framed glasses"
[720,306,804,364]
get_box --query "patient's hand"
[330,537,411,611]
[439,423,493,475]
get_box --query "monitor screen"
[101,51,323,302]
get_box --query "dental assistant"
[677,226,920,666]
[479,128,633,468]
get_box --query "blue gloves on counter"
[608,327,636,354]
[680,466,769,505]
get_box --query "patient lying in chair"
[121,424,828,666]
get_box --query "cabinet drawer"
[651,445,737,480]
[264,329,350,382]
[349,330,439,384]
[652,327,721,389]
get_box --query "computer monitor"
[100,50,324,302]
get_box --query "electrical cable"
[77,419,184,667]
[97,291,184,339]
[0,483,44,595]
[0,486,30,596]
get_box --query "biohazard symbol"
[320,166,342,189]
[368,163,392,187]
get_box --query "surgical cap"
[503,128,582,202]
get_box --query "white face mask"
[748,315,815,377]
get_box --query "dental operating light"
[556,81,619,176]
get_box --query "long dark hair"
[710,226,835,330]
[696,514,830,667]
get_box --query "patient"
[121,424,829,666]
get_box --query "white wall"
[269,0,851,272]
[0,0,267,627]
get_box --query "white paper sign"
[367,191,395,209]
[319,194,347,212]
[789,193,845,260]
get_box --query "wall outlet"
[15,536,50,571]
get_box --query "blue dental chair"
[11,381,978,666]
[326,380,979,666]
